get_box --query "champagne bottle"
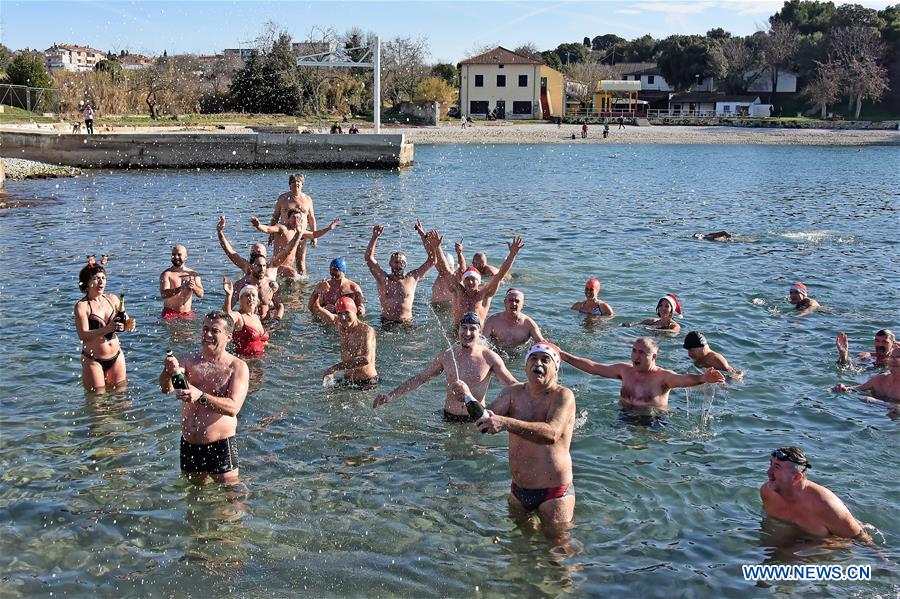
[464,394,486,420]
[167,351,189,390]
[114,294,127,325]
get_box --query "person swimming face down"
[389,251,408,277]
[461,267,482,292]
[683,331,708,361]
[458,311,481,348]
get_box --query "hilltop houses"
[44,44,105,72]
[458,47,564,120]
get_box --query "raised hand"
[836,332,849,359]
[414,219,426,238]
[250,216,261,228]
[372,224,384,238]
[328,217,340,230]
[223,276,233,295]
[507,236,525,255]
[217,215,226,233]
[454,237,464,254]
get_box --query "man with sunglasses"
[761,446,870,540]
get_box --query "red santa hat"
[659,294,682,318]
[789,283,808,298]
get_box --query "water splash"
[428,303,460,381]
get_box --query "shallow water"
[1,143,898,597]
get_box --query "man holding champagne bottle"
[159,244,204,318]
[159,311,249,485]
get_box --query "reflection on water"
[1,144,898,596]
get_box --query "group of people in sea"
[74,173,899,541]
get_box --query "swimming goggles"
[771,449,811,469]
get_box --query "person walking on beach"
[571,278,614,317]
[788,282,819,316]
[373,312,517,420]
[425,230,524,323]
[365,221,433,324]
[83,103,94,135]
[618,116,625,130]
[308,292,378,389]
[250,211,339,279]
[160,245,204,319]
[683,331,742,379]
[836,329,895,369]
[581,122,588,139]
[270,174,317,277]
[559,337,724,412]
[319,257,367,318]
[484,288,543,350]
[450,341,576,535]
[603,124,609,139]
[160,311,249,485]
[621,294,681,333]
[761,446,870,540]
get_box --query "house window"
[518,74,528,87]
[474,74,483,87]
[723,105,732,113]
[470,101,489,114]
[512,101,532,115]
[497,75,506,87]
[647,75,655,84]
[498,64,504,68]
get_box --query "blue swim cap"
[330,257,347,273]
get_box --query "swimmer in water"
[365,221,434,323]
[425,229,524,323]
[269,173,317,277]
[250,211,339,279]
[431,250,460,305]
[832,347,900,405]
[683,331,742,379]
[621,294,681,334]
[483,288,543,350]
[836,329,896,369]
[319,257,367,318]
[373,311,517,420]
[559,337,724,412]
[692,231,732,241]
[216,215,295,279]
[159,244,204,319]
[761,446,870,541]
[788,282,819,316]
[570,278,614,317]
[309,293,378,389]
[455,238,502,279]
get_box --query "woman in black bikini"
[73,257,128,392]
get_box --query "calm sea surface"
[1,143,899,598]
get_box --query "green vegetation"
[5,53,52,88]
[0,105,57,123]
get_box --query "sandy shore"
[392,123,900,146]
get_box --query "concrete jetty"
[0,130,414,169]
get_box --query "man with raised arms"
[450,341,576,531]
[832,347,900,405]
[425,229,523,323]
[761,446,870,541]
[160,310,249,485]
[373,312,517,421]
[836,329,896,369]
[483,288,543,350]
[319,257,367,318]
[309,291,378,389]
[160,244,204,318]
[233,254,284,322]
[216,215,294,279]
[559,337,725,411]
[250,211,339,279]
[270,173,317,277]
[365,221,433,323]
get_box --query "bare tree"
[828,26,889,118]
[801,61,841,118]
[513,42,542,60]
[564,62,617,105]
[717,36,764,94]
[381,35,430,108]
[760,22,799,105]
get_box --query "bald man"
[160,245,204,318]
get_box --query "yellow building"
[458,47,564,119]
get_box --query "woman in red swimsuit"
[222,276,268,357]
[73,257,128,392]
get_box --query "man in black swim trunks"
[450,341,576,534]
[160,310,249,485]
[373,312,516,420]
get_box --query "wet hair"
[774,446,810,473]
[459,312,482,327]
[289,173,304,185]
[635,337,659,353]
[78,263,106,293]
[876,329,895,343]
[239,285,259,299]
[683,331,708,349]
[204,310,235,334]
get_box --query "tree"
[564,62,617,105]
[832,4,883,29]
[769,0,837,35]
[619,34,658,62]
[801,61,841,117]
[513,42,542,61]
[717,36,764,93]
[6,53,52,88]
[414,76,456,109]
[431,63,457,86]
[760,22,800,104]
[828,25,889,118]
[229,30,303,115]
[656,35,726,91]
[381,35,430,107]
[583,37,591,48]
[706,27,732,40]
[591,34,625,53]
[552,42,590,66]
[0,44,14,75]
[94,58,123,80]
[541,50,563,71]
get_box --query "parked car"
[447,106,460,118]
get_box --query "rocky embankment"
[0,157,83,181]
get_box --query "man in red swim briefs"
[160,244,204,318]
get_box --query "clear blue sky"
[2,1,893,63]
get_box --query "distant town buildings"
[223,48,258,62]
[459,46,564,120]
[44,44,105,72]
[120,53,154,71]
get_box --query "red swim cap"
[335,296,358,314]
